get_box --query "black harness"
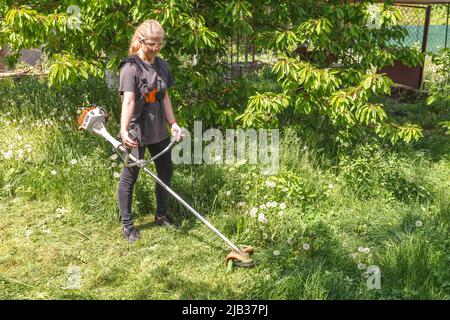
[119,54,165,105]
[119,55,168,142]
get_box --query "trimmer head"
[226,246,255,268]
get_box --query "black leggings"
[118,137,173,229]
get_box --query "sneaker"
[154,215,174,227]
[122,226,141,243]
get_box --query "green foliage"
[424,49,450,136]
[237,1,425,147]
[1,0,426,147]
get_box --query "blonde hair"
[129,19,165,55]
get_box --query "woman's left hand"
[171,122,184,142]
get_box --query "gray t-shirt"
[119,56,174,145]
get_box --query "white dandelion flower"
[350,253,358,259]
[237,201,246,207]
[358,247,365,253]
[113,172,120,179]
[244,185,250,191]
[362,271,370,279]
[4,150,13,159]
[328,184,334,189]
[27,147,32,153]
[265,201,272,208]
[111,162,117,168]
[225,190,231,197]
[415,220,423,228]
[278,210,285,217]
[51,170,57,175]
[258,213,267,223]
[214,155,222,162]
[263,233,268,239]
[25,229,33,238]
[70,159,77,165]
[76,109,82,114]
[259,204,266,210]
[17,149,24,159]
[273,250,280,256]
[363,247,370,254]
[249,207,258,217]
[279,203,286,210]
[266,180,276,188]
[303,243,310,250]
[357,263,366,270]
[110,154,118,160]
[342,242,348,248]
[287,238,293,245]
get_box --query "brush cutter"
[77,106,255,268]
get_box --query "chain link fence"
[395,4,449,52]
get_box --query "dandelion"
[27,147,32,153]
[303,243,310,250]
[328,184,334,189]
[287,238,293,245]
[113,172,120,179]
[357,263,366,270]
[237,202,246,207]
[266,180,276,188]
[244,185,250,191]
[25,229,33,238]
[273,250,280,256]
[350,253,358,259]
[5,120,11,126]
[358,247,365,253]
[70,159,77,165]
[362,271,370,279]
[342,242,348,248]
[249,207,258,217]
[4,150,13,159]
[214,155,222,162]
[263,233,268,239]
[278,210,285,217]
[76,109,82,114]
[259,204,266,210]
[363,247,370,254]
[415,220,423,228]
[51,170,57,175]
[225,190,231,197]
[266,201,272,208]
[17,149,24,159]
[258,213,267,223]
[110,154,118,161]
[279,203,286,210]
[111,162,117,168]
[282,187,289,192]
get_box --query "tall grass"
[0,77,449,299]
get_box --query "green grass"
[0,77,449,299]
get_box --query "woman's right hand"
[120,129,138,148]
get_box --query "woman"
[118,19,183,243]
